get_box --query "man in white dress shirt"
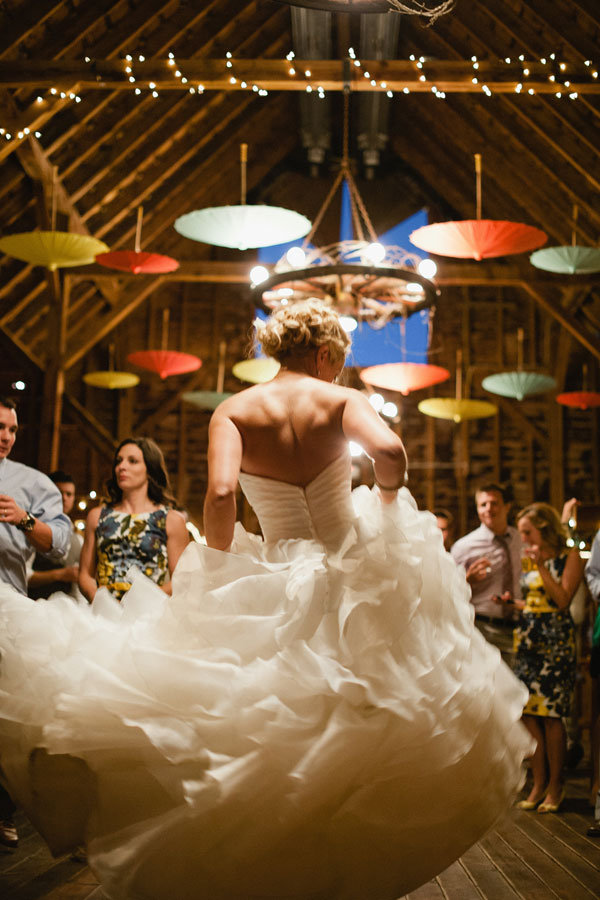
[0,396,71,850]
[451,482,522,662]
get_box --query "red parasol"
[556,391,600,410]
[127,350,201,380]
[360,362,450,396]
[409,154,547,260]
[127,308,201,379]
[96,207,179,274]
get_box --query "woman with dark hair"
[513,502,585,813]
[79,437,189,601]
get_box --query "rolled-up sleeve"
[31,479,72,563]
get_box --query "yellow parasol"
[418,349,497,422]
[83,371,140,389]
[0,231,108,271]
[232,358,280,384]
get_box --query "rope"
[386,0,454,23]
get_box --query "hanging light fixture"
[530,205,600,275]
[96,206,179,274]
[252,93,437,329]
[273,1,454,19]
[410,154,547,261]
[419,349,497,423]
[183,342,233,410]
[127,309,202,379]
[174,144,311,251]
[482,329,557,401]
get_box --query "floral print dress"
[96,506,169,600]
[513,553,575,718]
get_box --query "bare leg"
[521,715,546,803]
[543,717,566,806]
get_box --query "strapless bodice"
[238,453,355,547]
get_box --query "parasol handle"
[51,166,58,231]
[474,154,482,221]
[455,347,463,400]
[135,206,143,253]
[517,327,524,371]
[216,340,226,393]
[240,143,248,206]
[161,307,170,352]
[572,203,578,247]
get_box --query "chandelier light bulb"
[418,257,437,278]
[349,441,364,458]
[250,265,269,285]
[339,315,358,333]
[381,401,398,418]
[365,242,386,264]
[286,246,306,267]
[406,282,423,294]
[368,393,385,412]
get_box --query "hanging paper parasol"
[530,206,600,274]
[418,397,497,422]
[127,309,202,379]
[174,144,311,251]
[419,348,497,423]
[409,154,546,260]
[556,391,600,410]
[482,371,557,401]
[127,350,202,380]
[183,342,233,409]
[232,358,280,383]
[361,361,450,396]
[96,207,179,274]
[481,329,556,401]
[83,371,140,389]
[0,231,109,271]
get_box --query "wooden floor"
[2,767,600,900]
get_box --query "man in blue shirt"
[0,396,72,849]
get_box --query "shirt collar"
[479,522,513,541]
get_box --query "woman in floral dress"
[79,437,189,602]
[513,502,585,813]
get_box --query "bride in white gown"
[0,299,532,900]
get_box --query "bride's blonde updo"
[255,299,351,364]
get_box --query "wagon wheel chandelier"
[251,91,438,330]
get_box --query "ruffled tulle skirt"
[0,486,532,899]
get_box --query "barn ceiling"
[0,0,599,381]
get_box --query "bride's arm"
[204,411,243,550]
[341,390,407,502]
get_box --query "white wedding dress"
[0,454,532,900]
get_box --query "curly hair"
[517,502,567,555]
[105,437,177,507]
[255,299,351,364]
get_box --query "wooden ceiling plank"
[0,0,68,59]
[402,18,600,238]
[44,0,228,166]
[84,93,257,238]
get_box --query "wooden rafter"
[0,59,598,93]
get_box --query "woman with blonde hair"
[0,300,532,900]
[514,502,585,813]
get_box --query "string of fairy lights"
[2,48,598,144]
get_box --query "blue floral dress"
[95,506,169,600]
[513,553,575,718]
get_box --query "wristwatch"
[16,512,36,532]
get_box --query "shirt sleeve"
[30,477,73,563]
[586,532,600,602]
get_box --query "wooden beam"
[521,284,600,364]
[135,368,207,434]
[0,59,598,93]
[494,397,549,450]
